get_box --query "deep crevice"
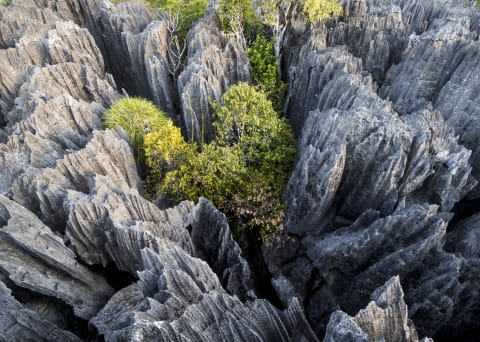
[236,228,283,309]
[3,278,91,340]
[447,197,480,231]
[87,262,137,292]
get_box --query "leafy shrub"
[155,83,295,239]
[247,35,287,112]
[159,143,247,206]
[212,82,295,190]
[103,97,170,163]
[144,123,193,173]
[303,0,343,23]
[113,0,207,40]
[218,0,262,41]
[215,81,295,237]
[115,85,295,240]
[150,0,208,39]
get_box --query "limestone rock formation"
[189,197,252,300]
[91,247,318,342]
[178,11,251,141]
[323,277,432,342]
[0,280,81,342]
[92,1,177,115]
[0,1,315,341]
[266,0,480,339]
[0,195,114,319]
[2,0,480,340]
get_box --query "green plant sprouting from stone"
[105,84,296,240]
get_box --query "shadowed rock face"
[1,0,480,341]
[265,0,480,339]
[0,280,81,342]
[323,276,433,342]
[0,1,314,341]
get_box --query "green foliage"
[303,0,343,23]
[0,0,11,6]
[145,83,296,240]
[113,0,207,40]
[218,0,262,41]
[160,143,247,206]
[103,97,170,164]
[247,35,286,112]
[150,0,207,39]
[212,83,295,191]
[144,122,193,173]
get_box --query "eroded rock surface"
[2,0,480,341]
[178,11,251,141]
[0,195,114,319]
[0,280,81,342]
[266,0,480,339]
[91,247,318,342]
[0,1,314,341]
[323,276,432,342]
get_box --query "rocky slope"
[0,0,313,341]
[0,0,479,341]
[265,0,480,340]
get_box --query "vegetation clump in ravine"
[106,83,295,241]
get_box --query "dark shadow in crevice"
[4,278,91,340]
[88,262,137,292]
[236,228,283,309]
[447,197,480,231]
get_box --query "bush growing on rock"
[113,0,207,40]
[150,0,208,39]
[247,35,287,112]
[211,82,295,191]
[218,0,263,41]
[141,83,296,239]
[103,97,171,164]
[258,0,343,25]
[303,0,343,23]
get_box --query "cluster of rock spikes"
[0,0,479,341]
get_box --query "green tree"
[212,82,295,190]
[159,143,247,206]
[103,97,171,164]
[150,0,207,40]
[218,0,262,41]
[303,0,343,23]
[247,35,286,112]
[114,85,295,240]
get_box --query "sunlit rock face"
[265,0,480,339]
[0,1,314,341]
[1,0,480,341]
[323,276,433,342]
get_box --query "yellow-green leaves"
[103,97,171,164]
[247,35,287,112]
[106,86,295,241]
[303,0,343,23]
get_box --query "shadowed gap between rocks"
[1,277,95,340]
[236,228,284,308]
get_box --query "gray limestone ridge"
[0,0,478,341]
